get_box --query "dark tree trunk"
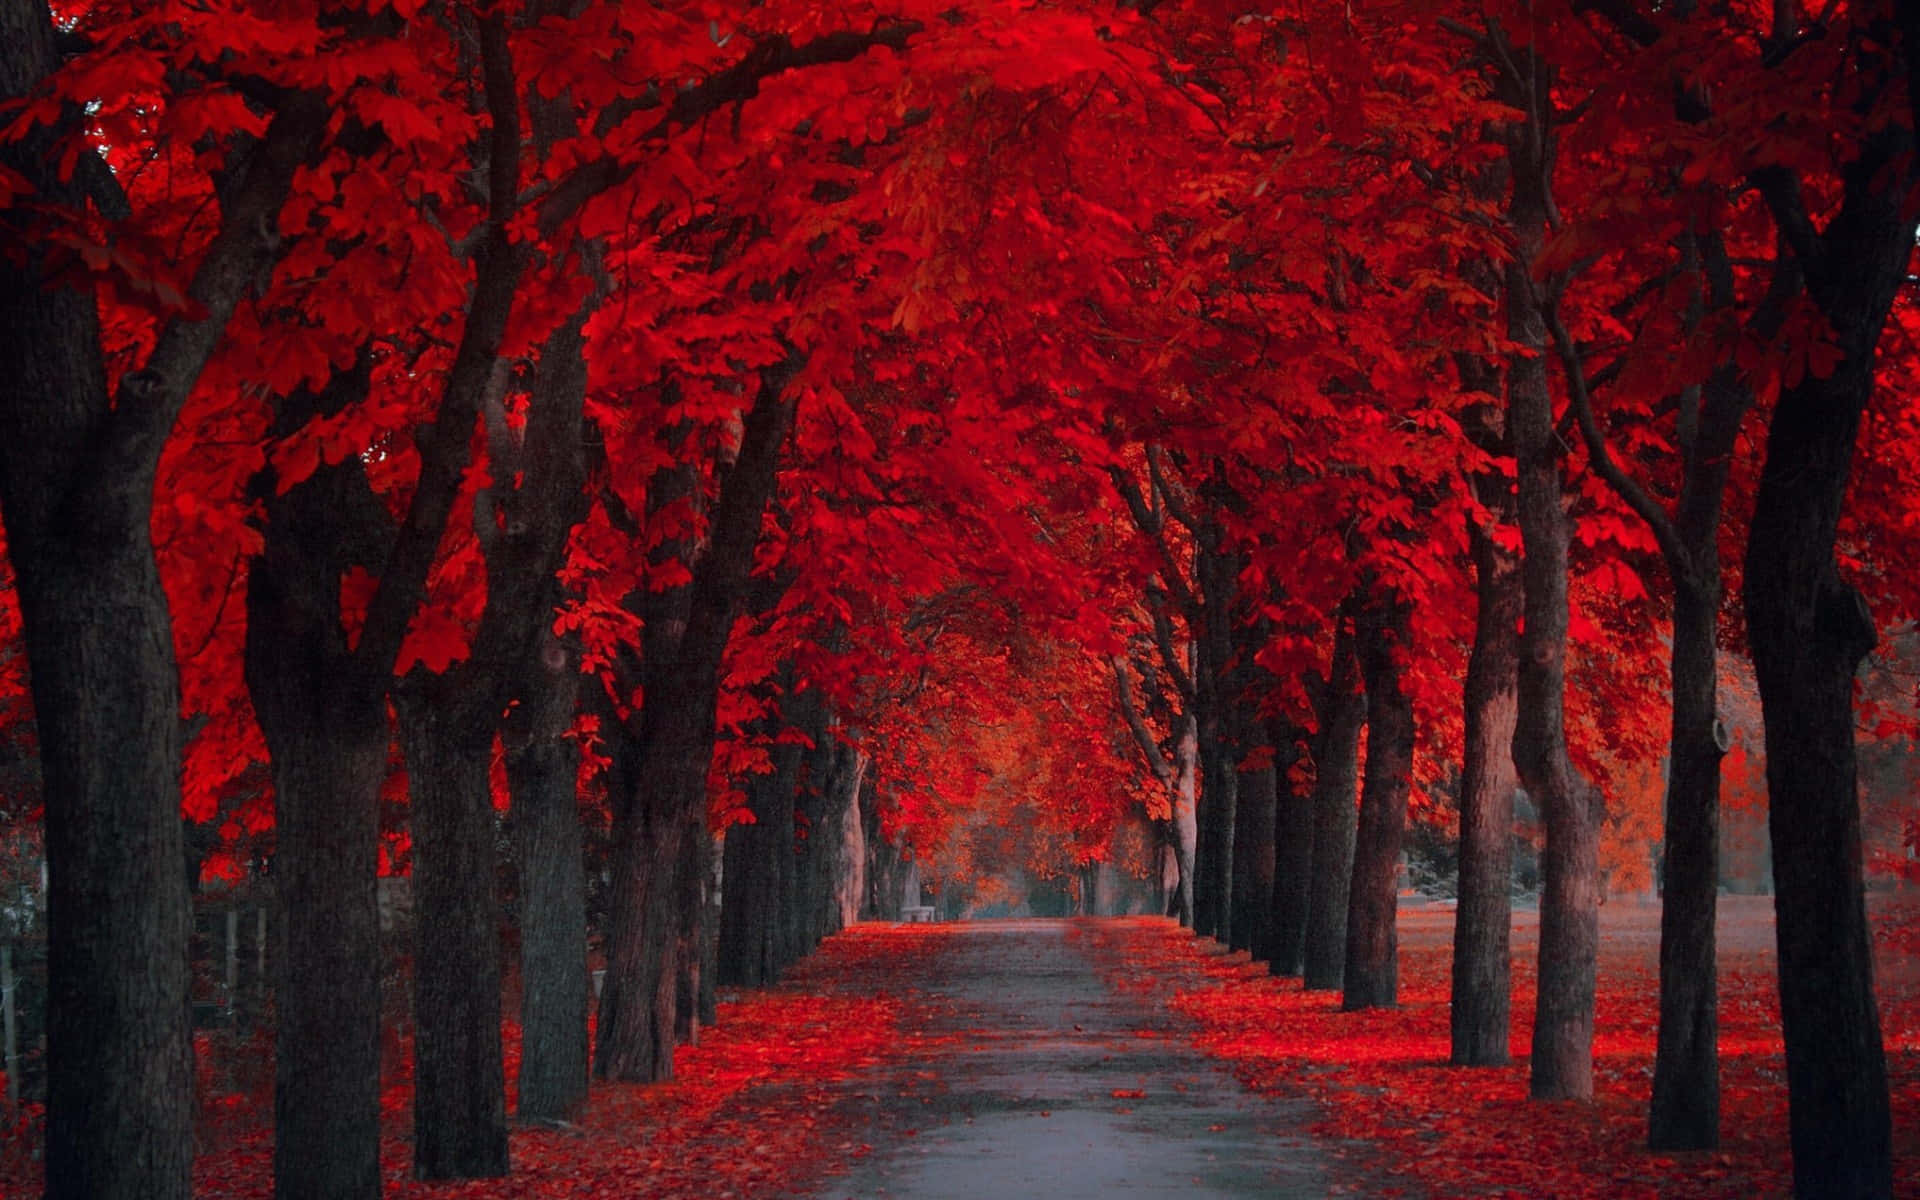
[1746,365,1892,1198]
[399,259,589,1161]
[699,827,721,1028]
[1491,60,1602,1101]
[1231,764,1275,956]
[595,720,690,1082]
[1342,592,1412,1011]
[780,696,833,966]
[0,5,322,1194]
[1303,618,1363,992]
[253,704,386,1200]
[13,533,195,1200]
[1193,726,1237,941]
[674,822,710,1046]
[246,366,393,1200]
[507,631,588,1124]
[793,731,858,954]
[1192,535,1239,941]
[717,769,784,988]
[1742,107,1912,1190]
[1647,575,1724,1144]
[394,690,507,1177]
[1268,772,1314,977]
[1648,358,1749,1147]
[1451,503,1520,1066]
[597,359,797,1080]
[718,699,811,986]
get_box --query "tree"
[0,4,326,1194]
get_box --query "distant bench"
[899,905,936,923]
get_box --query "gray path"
[809,919,1335,1199]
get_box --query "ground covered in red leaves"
[1084,894,1920,1199]
[7,901,1917,1196]
[1,926,950,1198]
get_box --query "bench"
[899,905,936,923]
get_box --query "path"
[798,918,1338,1199]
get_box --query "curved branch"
[1539,295,1695,588]
[540,21,921,236]
[1112,655,1175,790]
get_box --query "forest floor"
[4,895,1916,1196]
[811,917,1344,1198]
[1103,891,1920,1200]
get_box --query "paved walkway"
[806,919,1335,1199]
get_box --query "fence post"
[224,909,239,1020]
[2,943,17,1107]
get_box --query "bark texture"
[1342,591,1412,1011]
[1267,759,1315,978]
[596,359,796,1080]
[394,692,507,1177]
[1303,618,1363,992]
[1451,501,1520,1066]
[1504,84,1601,1099]
[0,6,324,1194]
[1231,763,1276,957]
[508,631,588,1124]
[245,364,389,1200]
[1742,91,1912,1191]
[718,694,813,987]
[1191,515,1241,941]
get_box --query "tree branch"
[539,21,922,237]
[1108,460,1202,621]
[1539,293,1695,585]
[84,94,328,507]
[1112,655,1175,790]
[356,13,525,675]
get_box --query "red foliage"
[0,927,943,1198]
[1081,899,1920,1199]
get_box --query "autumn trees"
[1,0,1917,1198]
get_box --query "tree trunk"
[1194,727,1237,942]
[1,5,323,1194]
[1268,778,1314,977]
[1231,764,1275,956]
[1343,592,1412,1011]
[718,710,807,987]
[254,707,386,1200]
[836,771,870,929]
[1746,368,1892,1198]
[595,718,691,1082]
[597,358,797,1079]
[699,830,721,1028]
[14,538,194,1200]
[718,768,783,983]
[507,633,588,1124]
[246,389,390,1199]
[674,820,710,1046]
[1266,715,1312,976]
[1511,225,1599,1101]
[1304,619,1363,992]
[394,690,507,1177]
[1192,536,1239,941]
[1451,506,1520,1066]
[1742,152,1910,1186]
[1172,716,1199,929]
[1645,577,1724,1143]
[820,744,868,938]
